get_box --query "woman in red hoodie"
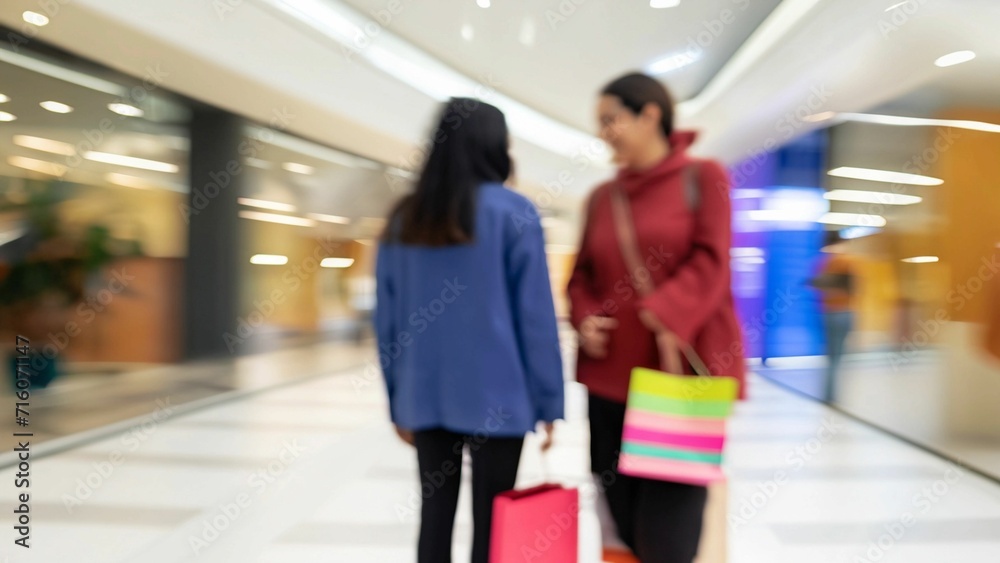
[568,72,745,562]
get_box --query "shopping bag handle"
[677,340,711,377]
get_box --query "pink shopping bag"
[489,484,579,563]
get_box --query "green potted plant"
[0,179,143,389]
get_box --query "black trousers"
[413,428,524,563]
[589,394,708,563]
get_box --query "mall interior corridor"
[3,0,1000,561]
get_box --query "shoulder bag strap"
[609,169,712,377]
[683,162,702,212]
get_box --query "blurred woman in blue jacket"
[375,97,564,563]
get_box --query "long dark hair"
[384,97,512,246]
[601,72,675,138]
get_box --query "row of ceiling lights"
[3,132,321,184]
[783,165,942,230]
[236,198,392,236]
[4,146,379,227]
[792,30,984,237]
[5,11,142,123]
[3,129,180,181]
[249,254,355,268]
[733,246,934,267]
[744,159,943,263]
[0,94,144,123]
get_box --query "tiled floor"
[0,338,372,445]
[758,348,1000,482]
[2,342,1000,562]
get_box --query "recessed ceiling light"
[476,0,491,7]
[250,254,289,265]
[819,212,888,227]
[107,103,144,117]
[461,24,474,41]
[245,157,271,169]
[12,135,75,156]
[321,257,355,268]
[384,166,416,179]
[901,256,939,264]
[22,11,49,26]
[935,50,976,68]
[308,213,351,224]
[647,50,700,74]
[839,226,882,240]
[7,156,66,176]
[650,0,682,7]
[239,210,316,227]
[281,162,314,175]
[84,151,179,173]
[824,190,922,205]
[518,18,536,46]
[0,93,9,103]
[0,111,17,122]
[238,197,296,212]
[828,166,943,186]
[105,172,153,190]
[804,111,837,123]
[40,101,74,114]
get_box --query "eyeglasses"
[598,109,632,139]
[599,111,625,129]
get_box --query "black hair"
[384,97,511,246]
[601,72,675,138]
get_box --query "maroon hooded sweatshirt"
[567,131,746,403]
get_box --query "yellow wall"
[243,222,322,332]
[242,225,368,333]
[936,109,1000,324]
[60,184,187,257]
[851,256,898,335]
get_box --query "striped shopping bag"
[618,367,739,485]
[609,178,740,486]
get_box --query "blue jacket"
[375,182,564,437]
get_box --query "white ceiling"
[338,0,784,131]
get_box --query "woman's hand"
[395,425,415,446]
[640,309,683,374]
[579,315,618,358]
